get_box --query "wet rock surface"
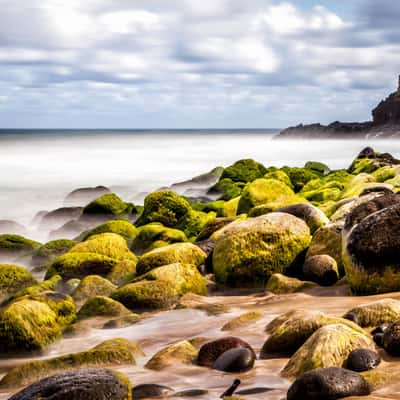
[345,349,381,372]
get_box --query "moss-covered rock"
[111,280,179,310]
[136,242,206,275]
[196,217,237,241]
[72,275,116,305]
[82,193,134,217]
[262,310,366,356]
[133,263,207,296]
[340,173,376,199]
[247,195,306,217]
[221,159,267,183]
[237,178,296,214]
[343,299,400,328]
[264,170,293,188]
[0,299,61,354]
[221,311,263,331]
[107,259,138,286]
[9,275,62,301]
[193,200,227,217]
[303,255,339,286]
[0,264,36,303]
[281,167,321,192]
[0,234,41,260]
[213,213,312,287]
[281,324,375,378]
[145,340,198,370]
[208,178,245,201]
[0,338,142,389]
[78,220,138,242]
[266,273,317,294]
[31,239,76,267]
[348,157,381,174]
[178,209,216,239]
[372,166,397,182]
[304,161,330,175]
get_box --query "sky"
[0,0,399,129]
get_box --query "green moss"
[220,159,267,183]
[264,170,293,188]
[197,217,236,241]
[0,338,142,389]
[145,340,198,370]
[72,275,116,304]
[281,324,374,379]
[224,196,240,217]
[372,166,396,182]
[0,264,36,302]
[281,167,320,192]
[31,239,76,266]
[221,311,263,331]
[133,263,207,296]
[131,222,187,255]
[193,200,227,217]
[210,178,245,200]
[237,178,296,214]
[0,299,61,354]
[178,209,216,239]
[340,173,377,198]
[247,195,307,217]
[107,259,138,286]
[304,161,330,175]
[83,193,134,216]
[10,275,62,301]
[266,273,317,294]
[136,243,206,275]
[78,220,138,242]
[348,157,380,174]
[0,234,41,257]
[111,280,180,310]
[213,213,312,287]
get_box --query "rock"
[374,333,384,347]
[64,186,111,206]
[382,320,400,356]
[264,169,293,188]
[0,299,61,354]
[133,384,174,399]
[372,80,400,124]
[303,255,339,286]
[31,239,76,267]
[78,220,138,242]
[194,239,215,273]
[0,338,142,389]
[136,243,206,275]
[196,217,236,241]
[281,166,321,192]
[111,280,179,310]
[342,299,400,327]
[304,161,331,175]
[0,234,41,261]
[213,213,311,287]
[145,340,198,370]
[8,275,62,301]
[276,204,329,234]
[371,323,390,335]
[220,159,267,183]
[8,368,132,400]
[222,311,263,331]
[212,348,255,372]
[82,193,135,218]
[197,337,255,367]
[0,264,36,303]
[345,348,381,372]
[72,275,117,305]
[39,207,83,230]
[287,367,371,400]
[262,310,366,356]
[49,220,89,240]
[266,273,317,294]
[208,178,244,201]
[343,202,400,294]
[281,324,375,378]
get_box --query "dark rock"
[303,255,339,286]
[371,323,390,335]
[8,368,131,400]
[372,78,400,124]
[196,218,236,241]
[64,186,111,206]
[358,147,376,159]
[39,207,83,230]
[360,186,394,196]
[133,383,174,399]
[194,239,215,273]
[197,337,255,367]
[383,320,400,356]
[212,348,255,372]
[345,348,381,372]
[342,312,361,326]
[373,333,384,347]
[287,367,371,400]
[174,389,209,397]
[220,379,241,397]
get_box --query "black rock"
[287,367,371,400]
[383,320,400,356]
[342,312,361,326]
[8,368,131,400]
[194,239,215,273]
[373,333,384,347]
[212,348,255,373]
[133,383,174,399]
[345,348,381,372]
[371,323,390,335]
[303,255,339,286]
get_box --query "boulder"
[212,348,255,372]
[213,213,311,287]
[266,273,317,294]
[64,186,111,206]
[281,167,320,192]
[345,348,381,372]
[303,255,339,286]
[39,207,83,230]
[82,193,134,217]
[0,264,36,303]
[196,217,236,241]
[78,220,138,242]
[72,275,117,305]
[383,320,400,356]
[31,239,76,267]
[220,159,267,183]
[222,311,263,331]
[0,234,41,261]
[133,384,174,400]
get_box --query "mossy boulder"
[208,178,245,201]
[0,264,36,303]
[281,324,375,378]
[111,280,179,310]
[221,311,263,331]
[237,178,296,214]
[372,166,396,182]
[0,338,142,389]
[343,299,400,328]
[136,242,206,275]
[133,263,207,296]
[72,275,117,305]
[193,200,227,217]
[178,209,216,239]
[31,239,76,267]
[340,173,376,198]
[0,299,61,354]
[281,167,321,192]
[77,296,138,320]
[0,234,41,260]
[107,258,138,286]
[131,222,187,255]
[264,170,293,188]
[78,220,138,242]
[266,273,317,294]
[221,159,267,183]
[197,217,236,241]
[348,157,381,174]
[82,193,134,217]
[64,186,111,206]
[262,310,366,356]
[145,340,198,371]
[304,161,330,175]
[9,275,62,301]
[213,213,312,287]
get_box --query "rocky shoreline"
[2,147,400,399]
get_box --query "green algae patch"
[264,170,293,188]
[136,242,206,275]
[237,178,295,214]
[220,159,267,183]
[72,275,117,305]
[145,340,198,371]
[9,275,62,301]
[281,167,321,192]
[108,258,137,285]
[111,280,180,310]
[372,165,397,182]
[0,264,36,302]
[281,323,375,379]
[213,213,311,287]
[0,299,61,354]
[266,273,317,295]
[31,239,76,267]
[0,234,41,259]
[78,220,138,242]
[247,195,307,217]
[178,209,216,239]
[221,311,263,331]
[210,178,245,200]
[0,338,143,389]
[304,161,330,175]
[83,193,134,216]
[348,157,381,174]
[340,173,376,198]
